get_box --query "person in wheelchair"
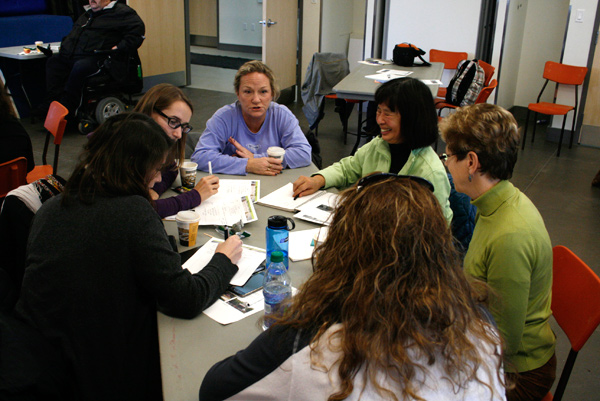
[37,0,145,119]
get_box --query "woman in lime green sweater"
[440,104,555,401]
[293,77,453,223]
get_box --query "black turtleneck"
[388,142,411,174]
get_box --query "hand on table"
[194,175,219,202]
[216,235,243,265]
[246,157,282,176]
[293,175,325,198]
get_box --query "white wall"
[382,0,481,60]
[513,0,569,107]
[320,0,354,54]
[301,0,321,84]
[494,0,528,109]
[553,0,598,130]
[218,0,262,47]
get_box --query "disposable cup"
[179,161,198,189]
[35,41,43,52]
[176,211,200,247]
[267,146,285,161]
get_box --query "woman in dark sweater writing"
[16,113,242,400]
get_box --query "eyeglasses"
[356,173,434,193]
[439,152,462,163]
[154,109,192,134]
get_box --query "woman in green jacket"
[293,77,452,222]
[440,104,555,401]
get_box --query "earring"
[468,173,473,182]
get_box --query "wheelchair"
[76,50,143,134]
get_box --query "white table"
[158,164,327,400]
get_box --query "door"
[262,0,298,90]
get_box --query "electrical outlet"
[576,9,584,23]
[251,23,255,31]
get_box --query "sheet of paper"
[365,70,413,83]
[421,79,443,85]
[358,58,393,65]
[257,183,324,212]
[216,180,260,202]
[183,238,266,286]
[164,197,246,225]
[203,287,297,325]
[289,227,329,262]
[293,192,339,226]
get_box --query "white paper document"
[182,238,266,286]
[289,227,329,262]
[365,69,413,83]
[293,192,338,226]
[203,287,298,325]
[257,182,327,212]
[217,179,260,202]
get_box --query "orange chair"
[26,101,69,183]
[0,157,28,201]
[435,78,498,116]
[541,246,600,401]
[522,61,588,157]
[429,49,468,99]
[478,60,496,87]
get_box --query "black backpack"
[445,59,485,106]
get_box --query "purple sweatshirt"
[190,102,312,175]
[152,164,201,218]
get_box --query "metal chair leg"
[531,112,539,144]
[522,109,531,150]
[557,115,567,157]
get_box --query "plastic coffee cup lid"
[181,161,198,169]
[267,146,285,155]
[176,210,200,222]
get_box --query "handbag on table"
[393,43,431,67]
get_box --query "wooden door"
[262,0,298,90]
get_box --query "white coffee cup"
[179,161,198,189]
[175,210,200,247]
[267,146,285,161]
[35,41,43,52]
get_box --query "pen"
[293,194,299,201]
[208,161,212,175]
[224,227,229,240]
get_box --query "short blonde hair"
[439,103,520,180]
[234,60,280,100]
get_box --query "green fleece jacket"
[465,180,555,373]
[317,137,453,222]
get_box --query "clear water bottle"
[262,251,292,330]
[265,215,295,270]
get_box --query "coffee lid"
[176,210,200,222]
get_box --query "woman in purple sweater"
[134,84,219,218]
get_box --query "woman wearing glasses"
[200,174,505,401]
[134,83,219,218]
[440,104,555,401]
[191,60,312,176]
[293,77,452,222]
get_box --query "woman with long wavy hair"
[200,174,506,401]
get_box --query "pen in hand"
[293,194,299,201]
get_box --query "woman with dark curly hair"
[200,174,505,401]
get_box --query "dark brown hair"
[275,177,504,400]
[134,83,193,168]
[63,113,172,205]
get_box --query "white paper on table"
[203,287,297,325]
[421,79,443,85]
[203,291,264,325]
[257,182,325,212]
[216,180,260,203]
[293,192,339,226]
[365,70,413,82]
[289,227,329,262]
[183,238,266,286]
[358,59,393,65]
[164,197,246,225]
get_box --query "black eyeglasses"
[357,173,434,193]
[154,109,192,134]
